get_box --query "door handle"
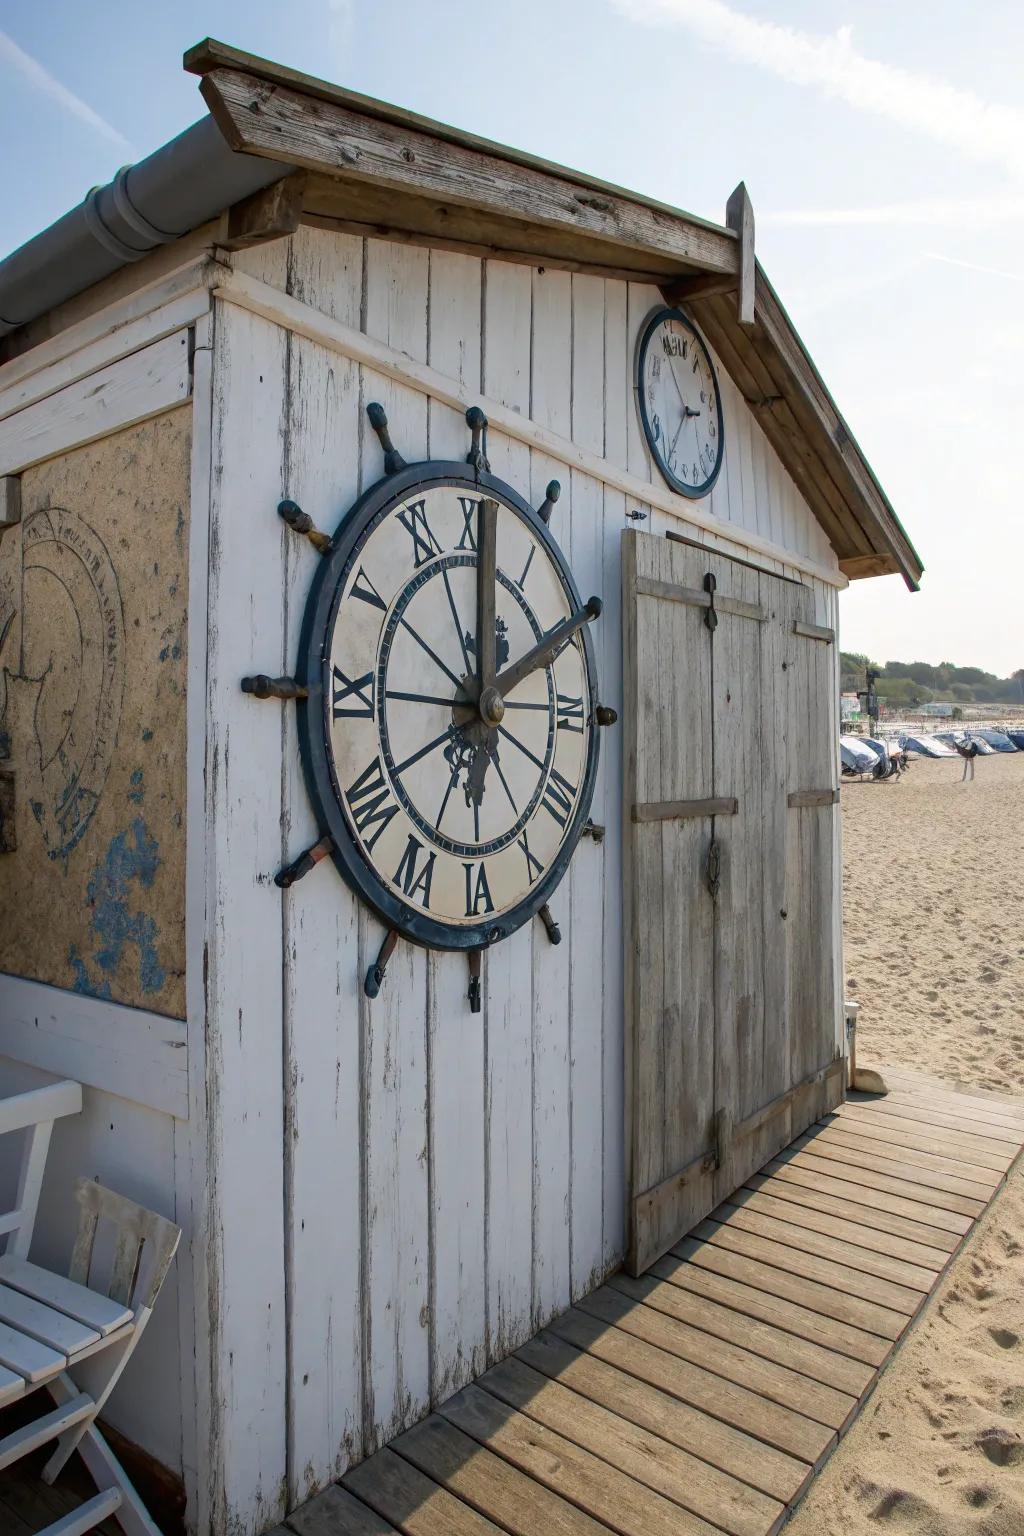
[704,837,721,901]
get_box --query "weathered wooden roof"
[187,39,917,589]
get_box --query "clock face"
[637,307,725,499]
[298,465,600,951]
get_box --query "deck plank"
[838,1100,1024,1150]
[810,1124,1004,1186]
[747,1168,963,1251]
[288,1483,402,1534]
[829,1110,1013,1171]
[781,1144,988,1214]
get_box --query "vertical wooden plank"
[625,282,656,529]
[529,265,572,1330]
[204,300,288,1532]
[178,298,214,1535]
[480,259,534,1363]
[282,227,365,1503]
[568,274,606,1297]
[361,238,431,1449]
[758,571,795,1112]
[424,249,488,1402]
[601,282,628,1274]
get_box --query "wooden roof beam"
[197,66,740,281]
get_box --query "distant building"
[840,692,861,721]
[921,701,954,717]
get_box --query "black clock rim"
[295,459,601,953]
[636,306,725,500]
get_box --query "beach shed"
[0,39,922,1536]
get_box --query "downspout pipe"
[0,115,292,338]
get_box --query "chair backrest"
[69,1179,181,1312]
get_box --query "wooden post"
[726,182,755,327]
[0,476,21,533]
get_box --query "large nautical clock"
[243,404,615,1011]
[636,306,725,499]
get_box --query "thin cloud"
[763,197,1024,229]
[925,252,1024,283]
[0,30,132,152]
[611,0,1024,180]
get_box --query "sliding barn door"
[623,529,843,1274]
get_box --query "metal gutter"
[0,114,291,337]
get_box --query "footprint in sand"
[976,1427,1024,1467]
[989,1327,1019,1350]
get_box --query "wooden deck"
[270,1071,1024,1536]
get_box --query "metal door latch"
[703,571,718,632]
[704,838,721,901]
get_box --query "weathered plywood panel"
[0,409,190,1018]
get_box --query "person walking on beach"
[956,734,979,782]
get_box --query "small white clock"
[636,307,725,499]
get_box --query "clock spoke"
[386,688,463,707]
[393,726,454,776]
[498,724,547,773]
[399,615,464,692]
[491,751,519,816]
[442,564,473,677]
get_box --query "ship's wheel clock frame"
[242,404,616,1012]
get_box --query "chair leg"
[71,1422,162,1536]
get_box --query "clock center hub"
[478,685,505,728]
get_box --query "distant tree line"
[840,653,1024,708]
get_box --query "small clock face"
[637,307,725,498]
[298,466,599,951]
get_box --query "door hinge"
[703,1106,730,1173]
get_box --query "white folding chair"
[0,1177,181,1536]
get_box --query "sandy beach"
[788,751,1024,1534]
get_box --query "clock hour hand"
[491,597,602,703]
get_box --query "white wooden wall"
[197,227,844,1531]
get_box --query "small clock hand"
[492,596,602,700]
[666,357,701,423]
[475,498,498,697]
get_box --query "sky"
[1,1,1021,676]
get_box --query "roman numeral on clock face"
[541,766,576,830]
[456,496,479,551]
[397,498,443,567]
[556,694,584,733]
[393,834,436,909]
[345,756,398,853]
[463,860,495,916]
[350,564,386,611]
[517,831,544,885]
[332,664,374,719]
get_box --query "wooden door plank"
[516,1327,812,1506]
[609,1270,873,1397]
[712,1203,938,1292]
[815,1123,1005,1183]
[561,1296,835,1463]
[392,1413,608,1536]
[671,1234,906,1342]
[833,1106,1017,1165]
[344,1445,503,1536]
[749,1167,963,1250]
[287,1484,402,1535]
[481,1354,786,1536]
[843,1099,1024,1148]
[649,1253,891,1367]
[578,1283,855,1431]
[736,1182,953,1267]
[767,1155,976,1222]
[440,1381,725,1536]
[791,1136,995,1203]
[692,1220,922,1316]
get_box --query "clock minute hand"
[492,596,602,701]
[475,498,498,697]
